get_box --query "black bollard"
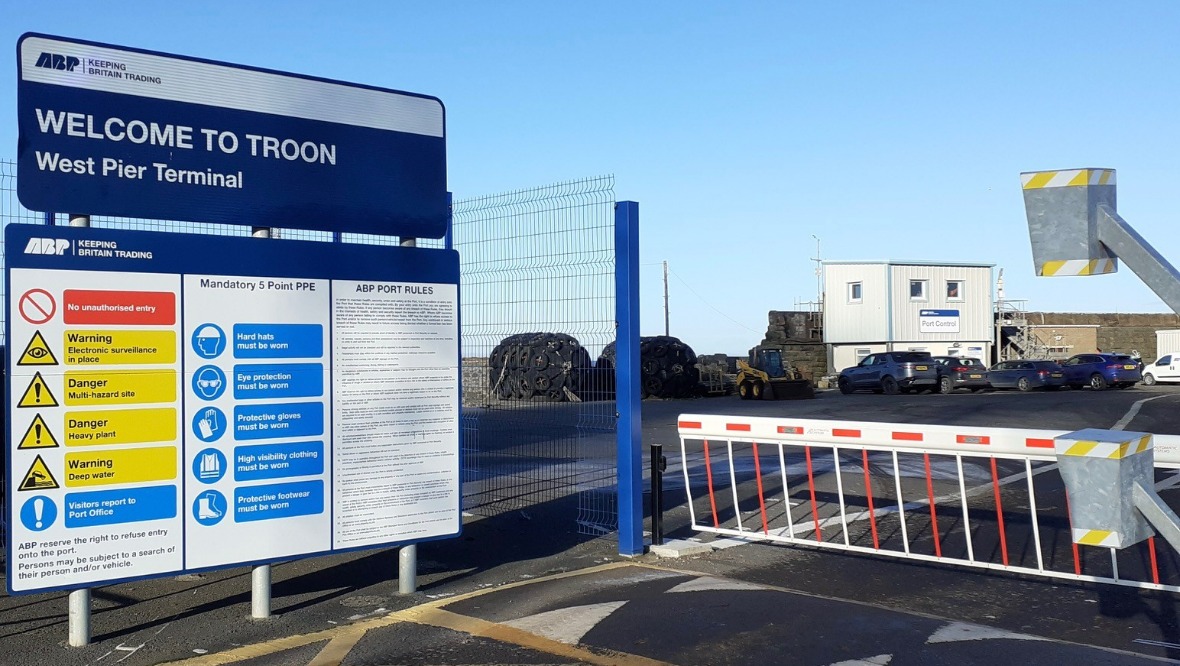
[650,443,667,545]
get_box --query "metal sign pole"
[250,226,274,620]
[67,213,92,647]
[398,235,418,595]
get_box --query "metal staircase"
[996,300,1050,361]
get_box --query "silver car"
[838,351,940,395]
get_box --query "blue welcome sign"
[17,33,448,238]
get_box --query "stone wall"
[1027,325,1097,359]
[1026,312,1180,361]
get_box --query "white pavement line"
[91,621,172,664]
[829,655,892,666]
[926,621,1046,644]
[1112,395,1171,431]
[665,577,767,593]
[502,601,628,645]
[1157,471,1180,492]
[766,464,1059,537]
[1133,638,1180,650]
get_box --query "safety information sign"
[16,33,447,238]
[5,224,460,594]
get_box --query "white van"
[1142,354,1180,385]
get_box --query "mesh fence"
[452,176,619,534]
[0,159,621,553]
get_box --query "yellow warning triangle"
[17,372,59,408]
[17,331,58,366]
[18,415,59,449]
[18,455,60,491]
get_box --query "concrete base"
[649,539,714,558]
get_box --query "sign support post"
[398,235,419,596]
[67,213,93,648]
[249,225,274,620]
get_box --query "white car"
[1142,354,1180,385]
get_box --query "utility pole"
[811,235,822,313]
[662,260,670,336]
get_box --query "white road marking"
[707,537,759,550]
[829,655,892,666]
[1157,471,1180,491]
[1133,638,1180,649]
[665,577,767,593]
[502,601,627,645]
[91,621,172,664]
[926,621,1046,644]
[1112,395,1171,431]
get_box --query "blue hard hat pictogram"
[192,324,226,359]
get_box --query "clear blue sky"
[5,2,1180,355]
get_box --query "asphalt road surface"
[4,384,1180,665]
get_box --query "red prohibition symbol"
[19,289,56,324]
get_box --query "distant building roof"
[822,260,996,268]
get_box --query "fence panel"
[0,160,623,558]
[451,177,619,534]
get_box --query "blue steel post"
[614,201,642,555]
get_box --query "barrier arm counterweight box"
[1056,428,1180,553]
[1021,168,1180,314]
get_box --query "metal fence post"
[250,226,274,619]
[398,234,419,594]
[68,213,91,646]
[614,201,643,556]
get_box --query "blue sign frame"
[17,33,448,238]
[5,224,462,594]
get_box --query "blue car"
[987,360,1066,392]
[1060,353,1142,390]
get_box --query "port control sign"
[5,224,461,594]
[919,309,960,334]
[16,33,447,237]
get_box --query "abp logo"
[34,52,80,72]
[24,238,70,255]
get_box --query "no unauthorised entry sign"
[18,288,55,324]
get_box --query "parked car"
[1060,353,1142,390]
[987,359,1066,392]
[1142,354,1180,385]
[932,356,989,393]
[838,351,939,395]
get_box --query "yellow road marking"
[307,626,366,666]
[404,606,672,666]
[159,561,638,666]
